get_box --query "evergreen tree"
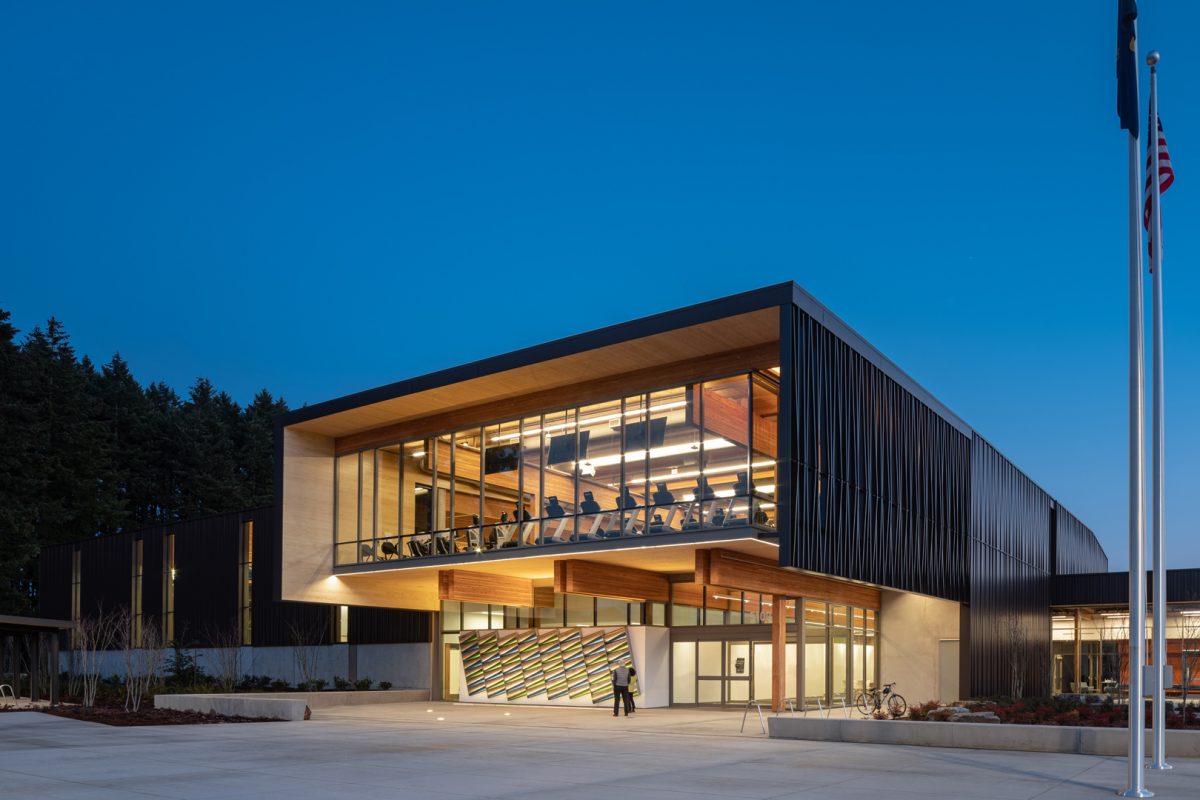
[238,389,288,508]
[178,378,242,516]
[95,354,155,531]
[0,311,290,613]
[0,310,38,612]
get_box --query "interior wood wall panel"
[438,570,534,607]
[334,342,780,453]
[552,560,671,603]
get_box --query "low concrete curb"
[768,716,1200,758]
[257,689,429,710]
[154,689,429,720]
[154,695,309,721]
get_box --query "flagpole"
[1147,50,1172,773]
[1119,44,1151,800]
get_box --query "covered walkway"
[0,614,72,706]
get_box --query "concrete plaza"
[1,702,1198,799]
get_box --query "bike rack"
[739,697,797,735]
[0,684,14,701]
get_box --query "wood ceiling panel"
[291,308,779,439]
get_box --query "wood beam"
[335,342,779,454]
[772,593,786,712]
[438,570,534,607]
[553,560,671,603]
[533,586,556,608]
[699,548,881,610]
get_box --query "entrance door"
[672,637,772,706]
[444,641,461,701]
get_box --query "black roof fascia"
[1051,568,1200,606]
[278,282,794,428]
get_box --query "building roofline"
[788,283,973,437]
[277,282,794,428]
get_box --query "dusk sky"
[3,1,1197,570]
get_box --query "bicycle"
[856,681,906,718]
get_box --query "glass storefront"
[440,588,878,709]
[333,371,779,565]
[1052,604,1200,703]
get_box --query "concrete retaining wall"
[235,688,429,710]
[154,694,309,721]
[768,716,1200,758]
[155,688,429,719]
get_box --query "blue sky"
[2,2,1197,570]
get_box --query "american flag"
[1143,116,1174,272]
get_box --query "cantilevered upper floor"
[274,281,1105,627]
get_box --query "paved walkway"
[1,702,1197,799]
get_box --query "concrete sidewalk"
[1,703,1197,799]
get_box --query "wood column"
[772,594,786,712]
[49,633,60,707]
[1080,609,1089,690]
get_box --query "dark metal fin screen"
[783,307,971,601]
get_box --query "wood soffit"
[288,308,780,443]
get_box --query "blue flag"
[1117,0,1139,137]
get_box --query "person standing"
[612,662,636,717]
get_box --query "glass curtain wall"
[1051,605,1200,705]
[334,371,780,565]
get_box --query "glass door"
[443,640,461,701]
[726,641,751,703]
[672,635,773,706]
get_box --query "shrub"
[379,681,393,691]
[354,678,372,691]
[871,710,890,720]
[312,678,328,691]
[238,675,272,692]
[333,676,352,691]
[270,679,290,691]
[907,700,941,721]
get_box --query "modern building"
[1050,568,1200,699]
[38,507,430,688]
[275,282,1107,710]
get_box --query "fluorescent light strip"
[626,459,778,486]
[488,399,689,442]
[573,437,736,471]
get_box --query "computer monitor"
[623,417,667,451]
[547,430,590,465]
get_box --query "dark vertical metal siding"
[1054,504,1108,575]
[785,306,971,600]
[36,544,73,620]
[349,605,431,645]
[31,510,458,648]
[80,532,134,618]
[141,530,163,624]
[968,435,1052,697]
[249,506,338,646]
[172,514,240,645]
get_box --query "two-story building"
[274,282,1107,710]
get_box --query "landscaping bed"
[905,697,1200,728]
[0,701,279,726]
[44,704,279,726]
